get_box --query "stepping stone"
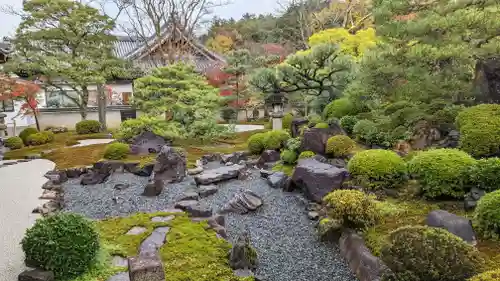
[151,215,175,223]
[139,227,170,255]
[194,164,245,185]
[106,272,130,281]
[178,192,199,201]
[198,185,218,198]
[162,208,183,213]
[174,200,198,210]
[129,252,165,281]
[111,256,128,268]
[18,269,54,281]
[126,226,147,235]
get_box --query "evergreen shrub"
[326,135,355,157]
[408,148,475,198]
[4,136,23,150]
[21,213,100,279]
[247,133,266,155]
[340,115,358,134]
[465,158,500,192]
[75,120,101,134]
[347,149,407,189]
[474,190,500,240]
[27,132,49,146]
[281,149,298,165]
[19,127,38,145]
[103,143,130,160]
[457,104,500,157]
[298,151,316,159]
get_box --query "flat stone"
[18,269,54,281]
[114,183,130,190]
[182,203,213,218]
[187,166,203,175]
[151,215,175,223]
[39,190,58,200]
[112,255,129,268]
[106,272,130,281]
[222,190,263,214]
[194,164,245,185]
[128,252,165,281]
[178,191,199,201]
[126,226,147,235]
[139,227,170,255]
[174,200,198,210]
[162,208,184,213]
[260,169,274,179]
[198,185,218,198]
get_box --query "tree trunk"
[97,84,107,131]
[33,112,40,131]
[80,86,90,120]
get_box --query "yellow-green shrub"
[5,136,23,150]
[42,131,55,143]
[103,143,130,160]
[247,133,266,155]
[298,151,316,159]
[323,97,355,120]
[469,269,500,281]
[457,104,500,157]
[323,189,381,229]
[281,149,298,165]
[381,226,484,281]
[408,148,475,199]
[75,120,101,135]
[474,189,500,240]
[347,149,407,189]
[314,122,329,128]
[263,130,290,150]
[326,135,355,157]
[19,127,38,145]
[27,133,49,146]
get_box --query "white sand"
[70,139,115,147]
[0,159,55,281]
[223,124,265,132]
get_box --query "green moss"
[70,244,124,281]
[97,212,252,281]
[272,162,295,176]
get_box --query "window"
[1,99,14,112]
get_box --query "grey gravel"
[62,168,357,281]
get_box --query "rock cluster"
[221,189,263,214]
[32,171,65,216]
[194,164,246,185]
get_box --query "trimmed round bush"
[27,132,49,146]
[469,269,500,281]
[326,135,356,157]
[466,158,500,192]
[348,149,407,189]
[104,143,130,160]
[314,122,329,129]
[19,127,38,145]
[340,115,358,134]
[75,120,101,134]
[247,133,266,155]
[474,190,500,239]
[4,136,23,150]
[408,148,475,199]
[21,213,100,279]
[457,104,500,157]
[281,149,298,165]
[298,151,316,159]
[380,226,484,281]
[42,131,55,143]
[323,189,381,229]
[263,130,290,150]
[323,97,354,120]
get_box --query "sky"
[0,0,284,38]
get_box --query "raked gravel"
[62,168,357,281]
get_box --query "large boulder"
[290,158,348,202]
[229,232,258,270]
[220,151,248,164]
[300,127,345,155]
[339,229,392,281]
[464,187,486,211]
[129,131,167,155]
[142,180,164,197]
[258,150,280,165]
[474,57,500,103]
[221,190,263,214]
[194,165,245,185]
[426,210,477,244]
[153,146,186,183]
[267,172,287,189]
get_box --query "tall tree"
[6,0,121,120]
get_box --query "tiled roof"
[0,42,13,54]
[113,36,142,58]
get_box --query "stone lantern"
[0,112,7,138]
[267,93,286,131]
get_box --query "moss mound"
[326,135,355,157]
[408,148,475,198]
[298,151,316,159]
[347,149,407,189]
[381,226,484,281]
[247,133,266,155]
[281,149,298,165]
[457,104,500,157]
[474,190,500,240]
[19,127,38,145]
[103,143,130,160]
[27,132,50,146]
[4,136,23,150]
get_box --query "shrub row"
[75,120,101,135]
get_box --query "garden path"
[0,159,55,281]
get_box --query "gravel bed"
[62,168,357,281]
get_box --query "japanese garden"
[0,0,499,281]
